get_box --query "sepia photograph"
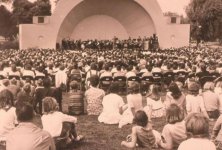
[0,0,222,149]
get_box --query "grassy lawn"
[32,92,216,150]
[71,115,166,150]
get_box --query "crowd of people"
[60,35,159,51]
[0,45,222,149]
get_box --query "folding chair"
[99,76,113,92]
[163,72,175,86]
[210,72,220,79]
[0,75,6,86]
[127,76,141,93]
[175,71,188,85]
[199,76,215,88]
[152,72,163,84]
[141,76,154,95]
[136,72,144,78]
[9,75,21,80]
[35,76,45,81]
[113,76,127,95]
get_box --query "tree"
[186,0,222,43]
[31,0,51,16]
[0,5,16,39]
[12,0,35,24]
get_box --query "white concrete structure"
[19,0,190,49]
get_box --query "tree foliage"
[0,5,16,39]
[186,0,222,42]
[0,0,52,40]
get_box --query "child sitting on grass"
[41,97,84,149]
[144,84,166,121]
[121,110,161,149]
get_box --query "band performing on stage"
[60,34,159,51]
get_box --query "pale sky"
[3,0,190,16]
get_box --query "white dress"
[119,94,143,128]
[144,97,165,118]
[98,93,124,124]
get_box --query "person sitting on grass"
[119,82,143,128]
[121,110,161,149]
[85,75,105,115]
[144,84,166,121]
[98,82,127,124]
[165,82,186,112]
[6,102,55,150]
[186,82,209,119]
[178,113,216,150]
[41,97,84,149]
[158,104,187,150]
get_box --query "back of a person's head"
[43,77,51,88]
[70,81,79,90]
[169,82,182,99]
[11,78,17,85]
[16,102,34,122]
[203,82,214,91]
[200,63,207,71]
[129,82,140,94]
[127,65,133,72]
[109,82,119,94]
[151,84,161,98]
[166,104,184,124]
[90,63,97,70]
[0,89,14,108]
[42,97,58,113]
[23,83,31,93]
[90,75,99,87]
[59,65,65,71]
[188,82,200,96]
[185,113,209,138]
[104,63,110,71]
[133,110,148,127]
[116,65,121,71]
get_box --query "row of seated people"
[68,62,222,95]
